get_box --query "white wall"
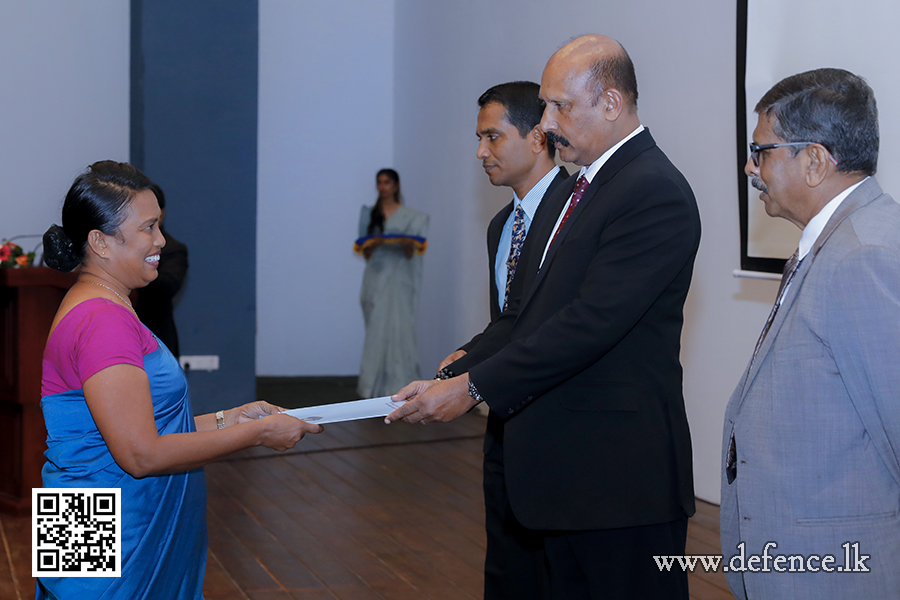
[391,0,780,504]
[744,0,900,260]
[0,0,790,504]
[0,1,129,248]
[0,0,863,507]
[256,0,395,375]
[256,0,793,504]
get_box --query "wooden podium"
[0,267,77,513]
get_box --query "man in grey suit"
[722,68,900,599]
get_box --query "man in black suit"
[439,81,567,375]
[388,34,700,599]
[436,81,567,600]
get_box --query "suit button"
[526,396,533,401]
[508,408,514,414]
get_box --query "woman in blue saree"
[38,161,322,599]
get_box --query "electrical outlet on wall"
[179,355,219,372]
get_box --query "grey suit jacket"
[721,177,900,599]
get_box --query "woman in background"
[356,169,428,397]
[38,161,321,599]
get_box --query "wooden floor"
[1,401,733,599]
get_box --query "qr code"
[32,488,121,577]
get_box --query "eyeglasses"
[748,142,816,167]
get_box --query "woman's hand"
[257,413,323,451]
[363,238,384,259]
[229,400,323,451]
[400,238,415,259]
[85,365,324,476]
[227,400,285,425]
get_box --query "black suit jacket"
[458,167,568,359]
[462,130,700,531]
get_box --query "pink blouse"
[42,298,159,396]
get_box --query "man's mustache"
[750,176,768,194]
[546,132,570,147]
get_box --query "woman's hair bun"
[42,224,81,272]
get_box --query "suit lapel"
[520,130,658,311]
[494,168,572,317]
[486,202,514,317]
[520,167,569,262]
[736,255,813,403]
[810,177,882,258]
[516,168,571,298]
[736,177,884,406]
[487,202,514,269]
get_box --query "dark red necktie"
[549,175,589,248]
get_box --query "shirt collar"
[579,125,645,182]
[513,165,561,220]
[798,177,868,259]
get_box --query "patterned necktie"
[549,175,590,248]
[503,205,527,311]
[751,251,801,366]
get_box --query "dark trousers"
[483,419,689,600]
[483,420,548,600]
[543,518,689,600]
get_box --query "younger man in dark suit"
[439,81,566,373]
[437,81,567,599]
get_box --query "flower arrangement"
[0,240,36,268]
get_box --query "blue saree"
[37,339,207,599]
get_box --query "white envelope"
[281,396,403,424]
